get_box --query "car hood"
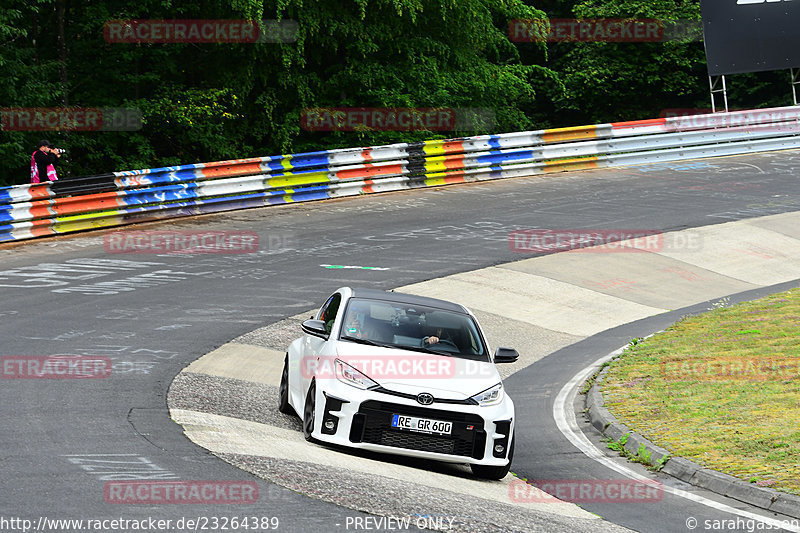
[334,342,501,401]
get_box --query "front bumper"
[313,384,514,466]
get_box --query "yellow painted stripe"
[423,170,466,186]
[282,194,295,203]
[54,209,123,223]
[423,140,446,157]
[267,172,330,188]
[542,125,597,143]
[543,157,600,172]
[424,160,448,173]
[424,177,449,187]
[280,155,293,171]
[423,170,452,180]
[53,215,123,234]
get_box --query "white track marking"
[553,346,800,532]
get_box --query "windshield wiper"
[397,344,453,357]
[341,336,458,357]
[340,336,393,349]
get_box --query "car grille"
[350,400,486,459]
[373,430,456,455]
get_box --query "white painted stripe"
[8,187,34,202]
[5,204,35,222]
[541,141,602,160]
[60,453,140,456]
[553,349,800,531]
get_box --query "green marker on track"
[320,264,390,271]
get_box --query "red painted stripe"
[29,218,56,237]
[28,184,52,201]
[203,157,263,168]
[362,149,373,162]
[441,174,467,184]
[200,162,263,179]
[441,141,465,154]
[444,155,467,169]
[336,164,403,180]
[28,203,54,220]
[610,118,667,129]
[52,192,122,215]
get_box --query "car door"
[298,292,343,397]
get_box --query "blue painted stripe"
[288,151,332,169]
[287,189,332,202]
[263,160,288,172]
[0,190,14,205]
[474,150,535,164]
[487,135,503,150]
[120,183,199,206]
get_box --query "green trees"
[1,0,551,185]
[544,0,707,124]
[0,0,792,186]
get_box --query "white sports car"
[279,287,518,479]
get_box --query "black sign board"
[701,0,800,75]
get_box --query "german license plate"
[391,414,452,435]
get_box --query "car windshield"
[339,298,489,361]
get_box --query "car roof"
[349,287,469,314]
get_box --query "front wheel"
[278,355,294,415]
[471,436,514,480]
[303,380,317,442]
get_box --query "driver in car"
[422,327,457,347]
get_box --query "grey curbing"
[585,363,800,520]
[660,457,700,483]
[771,494,800,518]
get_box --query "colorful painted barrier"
[2,106,799,242]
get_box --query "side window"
[317,293,342,334]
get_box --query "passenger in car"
[362,317,394,343]
[344,314,364,338]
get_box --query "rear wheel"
[471,436,514,480]
[303,381,317,441]
[278,355,294,415]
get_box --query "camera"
[51,147,67,154]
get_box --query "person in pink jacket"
[31,140,61,184]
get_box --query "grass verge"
[601,288,800,494]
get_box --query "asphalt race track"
[2,150,800,532]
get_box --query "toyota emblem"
[416,393,434,405]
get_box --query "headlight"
[335,359,379,389]
[471,383,504,406]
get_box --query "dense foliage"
[0,0,793,185]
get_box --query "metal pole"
[709,76,716,113]
[709,75,729,113]
[721,75,728,112]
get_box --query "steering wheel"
[431,338,458,350]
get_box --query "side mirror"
[494,346,519,363]
[302,319,329,339]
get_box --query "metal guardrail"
[2,106,799,243]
